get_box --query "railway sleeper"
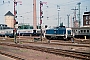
[54,50,90,58]
[0,50,25,60]
[54,52,90,60]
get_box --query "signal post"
[14,0,17,44]
[40,1,43,42]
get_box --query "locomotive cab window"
[33,30,36,33]
[54,30,56,34]
[67,30,71,34]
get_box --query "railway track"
[4,36,89,48]
[0,43,90,60]
[0,50,25,60]
[23,41,90,48]
[1,39,90,48]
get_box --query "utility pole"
[40,1,43,42]
[67,14,70,27]
[71,7,78,27]
[77,2,81,27]
[57,5,60,26]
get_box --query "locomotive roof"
[46,27,66,30]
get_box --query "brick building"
[5,11,14,28]
[83,11,90,27]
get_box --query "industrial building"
[4,11,15,28]
[83,11,90,27]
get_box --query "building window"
[86,21,88,24]
[89,21,90,24]
[86,16,88,20]
[89,16,90,19]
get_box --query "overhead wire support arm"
[71,7,78,21]
[71,7,78,27]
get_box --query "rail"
[0,43,90,60]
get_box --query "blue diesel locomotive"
[45,26,72,40]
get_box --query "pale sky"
[0,0,90,27]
